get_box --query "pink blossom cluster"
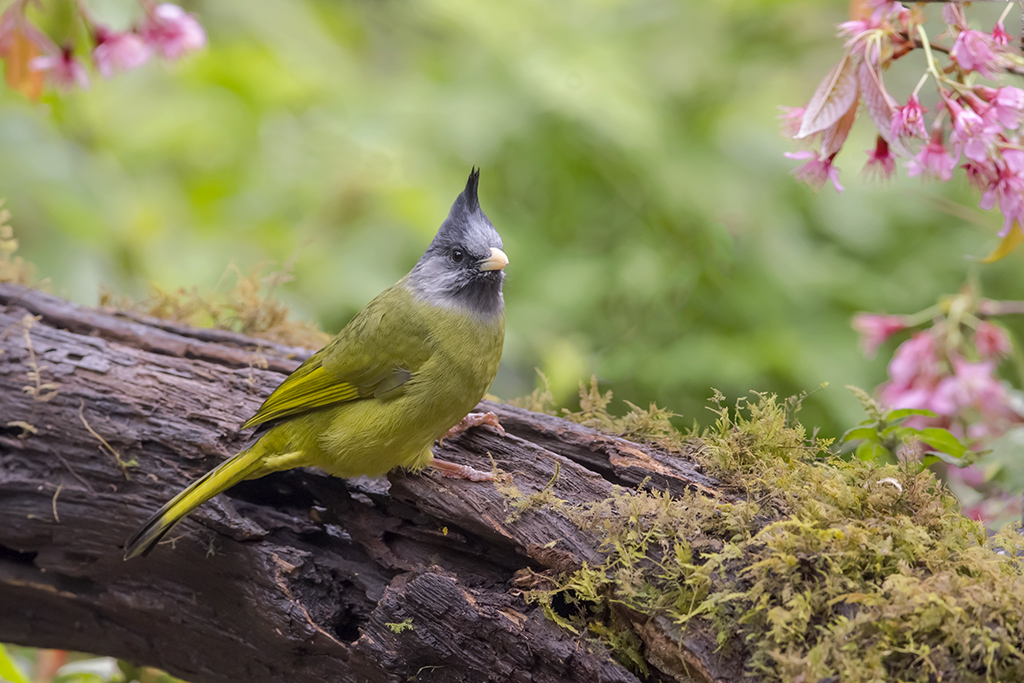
[855,308,1024,524]
[865,317,1020,439]
[855,309,1019,432]
[783,0,1024,238]
[0,0,205,94]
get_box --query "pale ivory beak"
[479,247,509,272]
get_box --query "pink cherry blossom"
[863,136,896,182]
[839,19,879,38]
[942,3,967,29]
[140,3,206,60]
[878,381,929,414]
[975,321,1012,359]
[979,149,1024,236]
[931,356,1009,420]
[839,19,883,63]
[906,130,959,181]
[879,332,945,420]
[950,29,1000,78]
[890,95,927,139]
[851,0,905,23]
[963,160,996,191]
[778,106,805,139]
[93,28,152,79]
[784,151,844,193]
[29,47,89,92]
[887,331,941,388]
[992,20,1012,46]
[980,86,1024,130]
[947,99,1000,163]
[852,312,905,358]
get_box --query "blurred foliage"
[0,646,187,683]
[5,0,1024,439]
[0,644,30,683]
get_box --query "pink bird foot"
[430,458,495,482]
[440,411,506,445]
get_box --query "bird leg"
[430,412,506,481]
[439,411,506,445]
[430,458,494,482]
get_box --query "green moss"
[495,461,565,523]
[522,385,1024,681]
[100,261,329,349]
[510,376,681,445]
[386,618,414,634]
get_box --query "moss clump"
[101,261,329,349]
[509,375,681,446]
[528,389,1024,682]
[495,461,566,523]
[385,618,414,633]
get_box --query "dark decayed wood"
[0,283,738,683]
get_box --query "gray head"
[406,168,507,317]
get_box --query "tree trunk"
[0,283,737,683]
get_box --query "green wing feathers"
[241,286,432,430]
[241,363,360,429]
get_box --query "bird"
[124,168,508,559]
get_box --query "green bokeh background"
[6,0,1023,436]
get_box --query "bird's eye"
[451,248,465,263]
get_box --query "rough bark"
[0,283,737,683]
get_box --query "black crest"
[463,167,480,213]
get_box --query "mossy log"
[0,283,738,683]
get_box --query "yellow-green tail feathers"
[123,446,266,560]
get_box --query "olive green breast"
[415,294,505,431]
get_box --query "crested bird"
[124,168,507,559]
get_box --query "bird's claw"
[430,458,495,482]
[439,411,505,446]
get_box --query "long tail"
[123,446,266,560]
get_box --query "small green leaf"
[856,441,892,463]
[881,424,914,440]
[887,408,938,423]
[917,428,968,459]
[842,426,880,443]
[927,450,971,466]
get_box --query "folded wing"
[241,288,431,430]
